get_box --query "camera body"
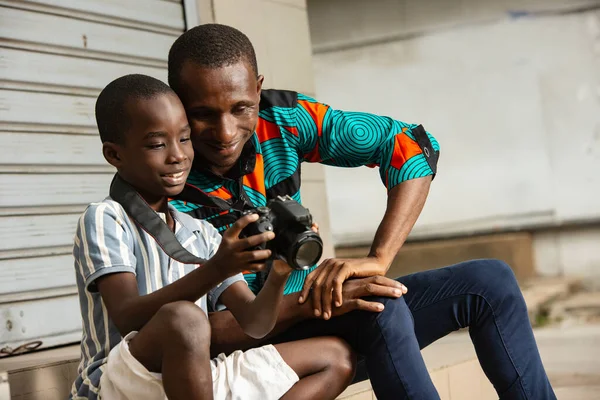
[240,195,323,270]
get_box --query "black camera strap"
[109,174,209,265]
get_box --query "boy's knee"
[325,338,356,380]
[157,301,211,344]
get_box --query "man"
[167,24,555,399]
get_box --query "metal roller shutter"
[0,0,196,353]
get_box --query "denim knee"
[364,295,415,329]
[456,259,524,309]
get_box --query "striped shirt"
[171,89,440,295]
[69,198,244,399]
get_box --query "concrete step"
[336,232,536,282]
[520,277,582,325]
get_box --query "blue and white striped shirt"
[69,198,244,399]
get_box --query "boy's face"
[103,93,193,207]
[175,60,263,176]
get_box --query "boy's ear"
[102,142,124,168]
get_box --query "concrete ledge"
[336,232,535,281]
[2,332,495,400]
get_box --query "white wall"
[308,1,600,245]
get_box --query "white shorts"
[99,332,299,400]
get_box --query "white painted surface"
[0,174,113,207]
[534,227,600,286]
[18,0,185,30]
[0,1,187,350]
[310,6,600,244]
[1,132,105,165]
[0,90,96,127]
[0,255,74,295]
[0,7,178,63]
[1,47,166,93]
[0,295,82,350]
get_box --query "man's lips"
[205,141,241,156]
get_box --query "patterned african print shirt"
[170,89,440,295]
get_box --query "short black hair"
[168,24,258,93]
[95,74,173,143]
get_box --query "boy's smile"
[103,92,193,211]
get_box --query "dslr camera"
[240,195,323,270]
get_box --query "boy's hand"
[270,259,293,278]
[209,214,275,277]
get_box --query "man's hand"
[208,214,274,278]
[299,256,398,319]
[327,275,407,318]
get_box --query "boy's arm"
[83,205,271,336]
[216,261,296,339]
[209,292,312,354]
[96,262,234,336]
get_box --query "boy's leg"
[125,301,213,400]
[274,337,356,400]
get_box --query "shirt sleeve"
[193,219,247,311]
[74,202,137,293]
[294,93,440,190]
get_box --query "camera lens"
[292,237,323,270]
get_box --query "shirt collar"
[167,204,202,244]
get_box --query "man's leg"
[400,259,556,399]
[269,293,440,399]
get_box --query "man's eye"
[233,106,250,115]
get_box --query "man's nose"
[215,114,237,144]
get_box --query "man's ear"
[256,74,264,96]
[102,142,124,168]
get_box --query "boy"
[70,74,355,400]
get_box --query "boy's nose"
[167,144,187,163]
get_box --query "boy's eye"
[180,137,191,143]
[146,143,165,149]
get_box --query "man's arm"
[294,94,439,319]
[209,275,405,356]
[369,176,431,268]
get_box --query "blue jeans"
[269,259,556,399]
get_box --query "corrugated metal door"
[0,0,195,352]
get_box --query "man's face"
[106,93,194,208]
[176,60,263,175]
